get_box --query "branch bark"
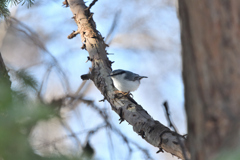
[66,0,190,159]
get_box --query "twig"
[112,126,153,160]
[59,119,83,150]
[163,101,189,160]
[35,123,107,149]
[163,101,178,132]
[68,30,80,39]
[105,11,121,44]
[38,65,52,100]
[87,0,98,11]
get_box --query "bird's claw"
[114,91,132,97]
[114,90,127,95]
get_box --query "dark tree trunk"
[179,0,240,160]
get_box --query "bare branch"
[59,119,83,150]
[163,101,179,132]
[66,0,190,159]
[163,101,190,160]
[105,11,121,44]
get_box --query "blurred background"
[0,0,185,159]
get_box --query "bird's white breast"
[111,74,140,92]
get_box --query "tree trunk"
[179,1,240,159]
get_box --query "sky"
[0,0,186,159]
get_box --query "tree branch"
[163,101,189,160]
[65,0,190,159]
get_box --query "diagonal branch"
[65,0,190,159]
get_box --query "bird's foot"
[114,91,133,98]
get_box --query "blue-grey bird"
[108,69,148,94]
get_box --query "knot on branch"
[159,130,173,146]
[86,56,93,63]
[138,130,145,138]
[81,44,86,50]
[118,108,124,124]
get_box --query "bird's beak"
[139,76,148,80]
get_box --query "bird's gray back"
[111,69,140,81]
[124,71,140,81]
[111,69,126,76]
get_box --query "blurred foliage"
[80,141,94,159]
[0,53,11,111]
[0,0,10,19]
[215,147,240,160]
[0,0,34,19]
[0,68,81,159]
[14,69,38,91]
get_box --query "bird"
[108,69,148,95]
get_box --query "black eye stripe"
[111,71,126,76]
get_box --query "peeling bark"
[66,0,190,159]
[179,0,240,160]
